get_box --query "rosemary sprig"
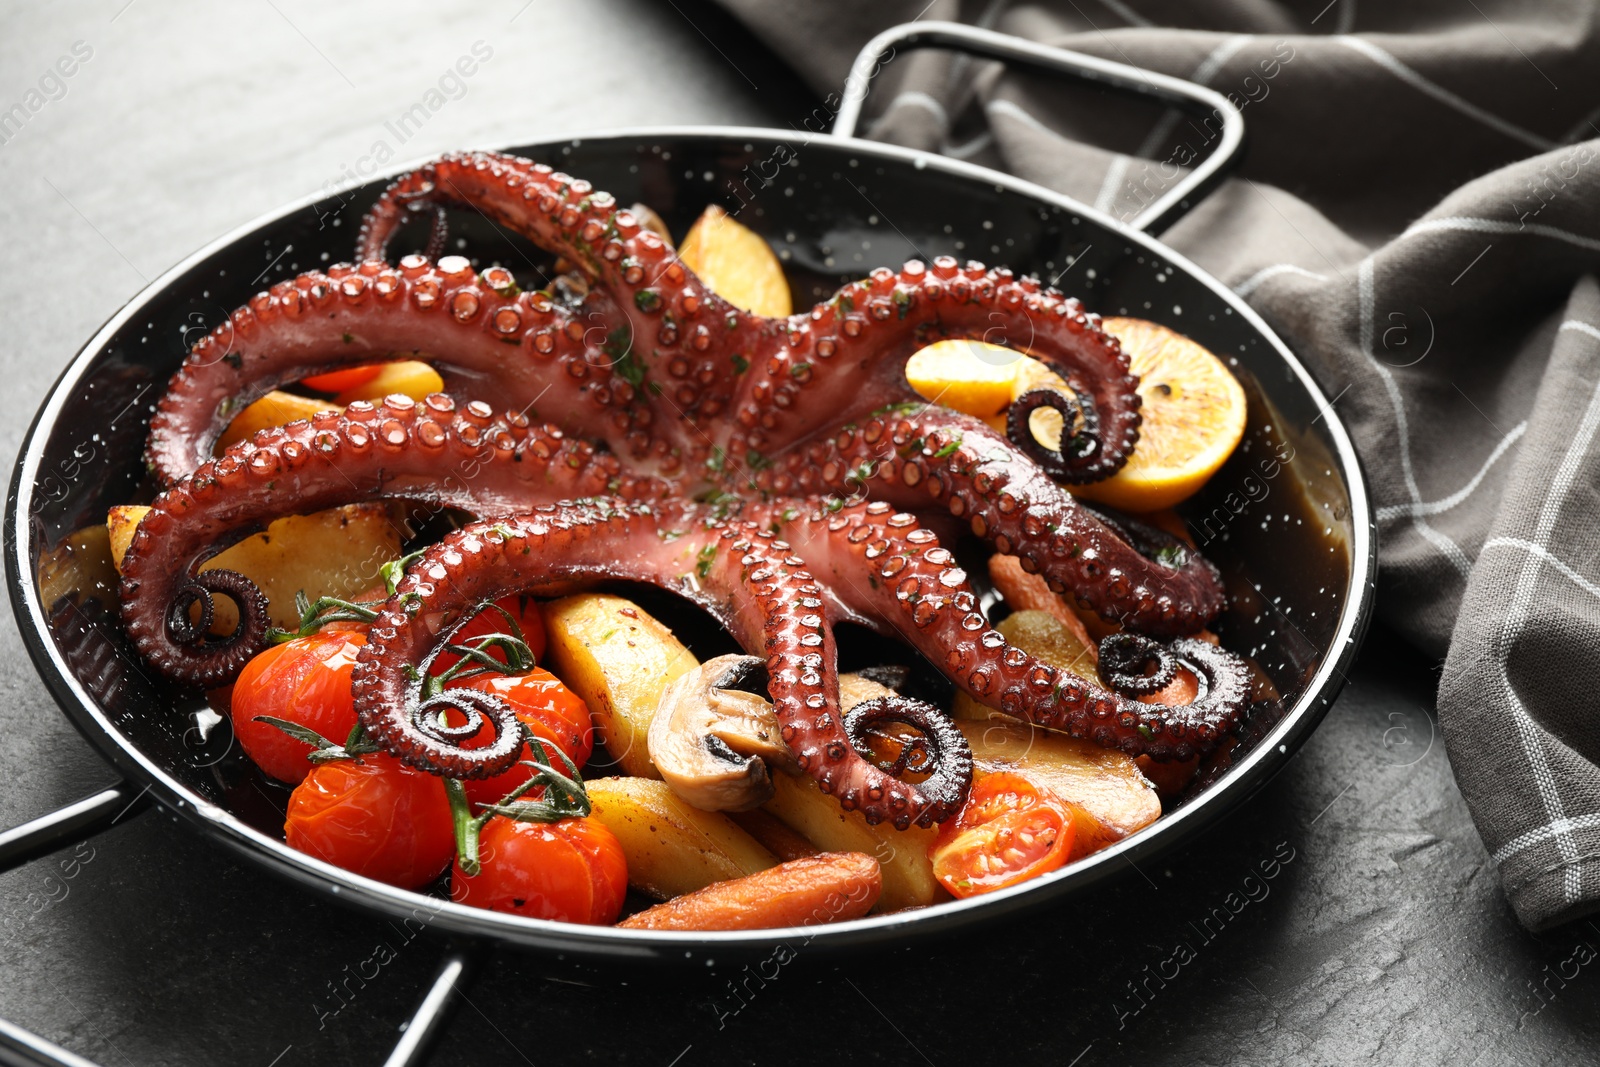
[266,589,383,643]
[419,601,537,697]
[254,718,382,764]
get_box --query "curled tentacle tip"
[1098,632,1179,697]
[401,685,523,779]
[1115,635,1253,762]
[152,567,270,689]
[843,694,973,825]
[1006,386,1109,484]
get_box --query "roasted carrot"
[1134,667,1201,797]
[728,810,821,863]
[617,852,881,931]
[991,545,1213,803]
[1140,667,1199,708]
[988,555,1098,660]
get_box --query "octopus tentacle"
[842,695,970,813]
[356,151,777,448]
[351,501,968,825]
[159,568,270,675]
[726,259,1140,484]
[122,153,1257,805]
[121,395,668,689]
[758,498,1249,760]
[145,256,659,486]
[755,406,1225,636]
[1007,386,1100,481]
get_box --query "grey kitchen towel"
[713,0,1600,929]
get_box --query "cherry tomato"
[231,632,366,783]
[285,752,455,889]
[451,815,627,924]
[444,668,594,807]
[428,595,548,675]
[929,772,1074,898]
[301,364,383,393]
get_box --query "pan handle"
[0,782,148,877]
[832,20,1246,235]
[380,946,482,1067]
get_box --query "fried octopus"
[119,150,1250,828]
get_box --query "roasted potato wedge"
[37,525,119,612]
[762,772,941,912]
[106,505,150,573]
[838,671,896,710]
[678,205,792,317]
[541,593,698,778]
[108,503,400,635]
[958,720,1160,858]
[728,809,819,863]
[586,777,776,900]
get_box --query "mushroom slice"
[649,654,799,812]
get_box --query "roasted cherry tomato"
[300,364,382,393]
[451,815,626,924]
[285,752,455,889]
[445,668,594,806]
[929,772,1074,898]
[428,595,548,676]
[231,631,366,783]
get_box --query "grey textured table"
[2,4,1596,1066]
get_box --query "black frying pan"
[1,23,1373,1067]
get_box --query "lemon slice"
[906,339,1021,418]
[910,322,1245,511]
[1077,317,1248,511]
[678,205,793,317]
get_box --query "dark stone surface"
[1,4,1595,1065]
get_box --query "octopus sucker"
[121,399,669,688]
[773,404,1225,636]
[726,257,1142,486]
[349,502,969,825]
[144,256,655,487]
[754,499,1247,761]
[119,151,1260,826]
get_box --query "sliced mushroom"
[648,654,799,812]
